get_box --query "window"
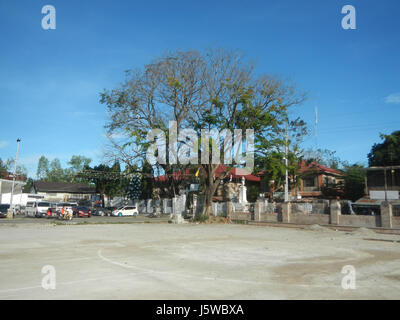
[38,202,50,207]
[304,177,315,187]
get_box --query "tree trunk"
[200,164,228,217]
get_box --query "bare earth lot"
[0,220,400,299]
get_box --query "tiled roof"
[299,161,345,176]
[34,181,95,193]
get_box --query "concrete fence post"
[380,201,393,229]
[282,202,291,223]
[226,201,233,219]
[330,200,341,225]
[6,209,14,219]
[254,200,263,221]
[172,197,177,215]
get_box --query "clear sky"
[0,0,399,177]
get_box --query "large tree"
[368,130,400,166]
[343,163,366,202]
[0,158,9,179]
[66,155,92,183]
[302,148,342,169]
[47,158,66,182]
[255,118,307,194]
[36,156,50,180]
[101,48,306,216]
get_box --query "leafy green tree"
[89,164,111,207]
[106,161,124,199]
[255,118,307,194]
[67,155,92,174]
[140,162,154,199]
[1,158,28,180]
[47,158,66,182]
[23,178,34,193]
[368,130,400,166]
[36,156,50,180]
[302,148,342,169]
[66,155,92,183]
[343,163,366,202]
[247,185,260,203]
[85,163,125,207]
[101,48,306,216]
[0,158,8,178]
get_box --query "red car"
[72,206,92,218]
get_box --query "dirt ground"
[0,222,399,299]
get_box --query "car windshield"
[0,205,10,212]
[38,202,50,207]
[78,207,88,210]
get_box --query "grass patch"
[231,219,248,225]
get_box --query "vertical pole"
[384,167,387,201]
[284,121,289,202]
[10,138,21,214]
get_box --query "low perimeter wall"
[290,213,330,225]
[231,200,399,229]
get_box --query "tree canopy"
[101,48,307,215]
[368,130,400,166]
[35,155,92,183]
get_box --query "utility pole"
[284,121,289,202]
[9,138,21,216]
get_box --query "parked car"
[0,204,10,218]
[111,206,138,217]
[92,207,111,216]
[25,201,52,218]
[72,206,92,218]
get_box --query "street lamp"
[9,138,21,217]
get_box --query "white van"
[25,201,52,218]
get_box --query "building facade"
[31,181,96,202]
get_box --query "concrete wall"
[290,213,330,225]
[252,199,399,229]
[231,212,252,221]
[392,217,400,229]
[339,215,380,228]
[258,212,280,223]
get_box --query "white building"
[0,178,26,205]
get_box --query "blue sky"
[0,0,399,177]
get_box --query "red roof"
[154,169,192,182]
[215,165,260,182]
[299,161,344,176]
[257,161,345,177]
